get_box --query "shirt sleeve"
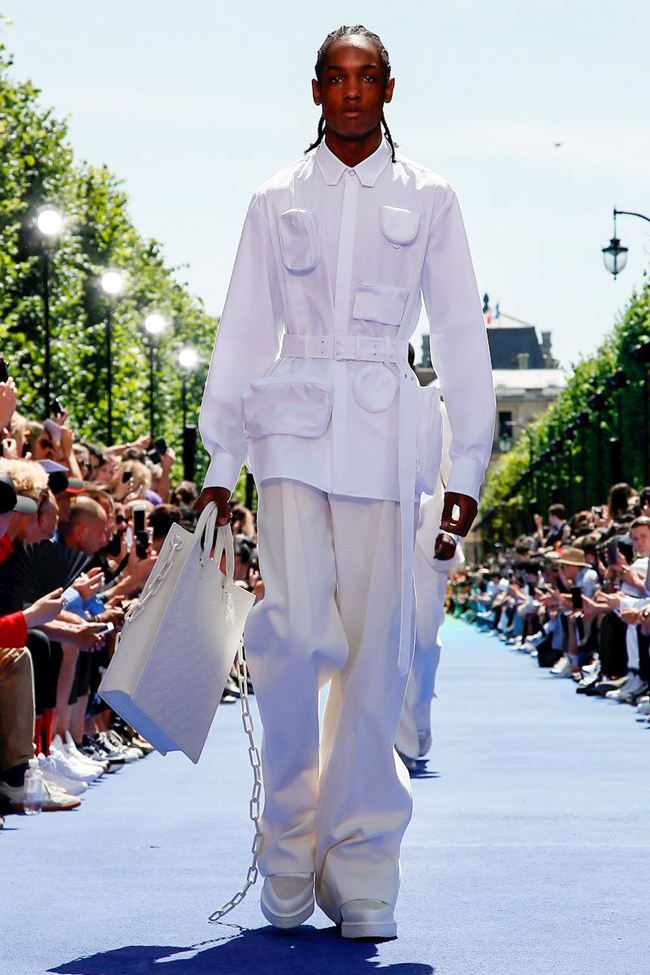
[0,611,27,648]
[199,195,284,492]
[421,186,495,502]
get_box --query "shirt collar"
[316,137,392,187]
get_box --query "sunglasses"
[39,438,53,450]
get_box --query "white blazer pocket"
[278,208,321,272]
[352,283,409,328]
[381,205,421,247]
[415,384,443,496]
[243,378,332,439]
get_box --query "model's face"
[312,37,394,142]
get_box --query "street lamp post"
[602,208,650,279]
[177,347,198,429]
[35,206,64,415]
[178,347,200,481]
[631,340,650,484]
[143,313,169,439]
[99,270,125,445]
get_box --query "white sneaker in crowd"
[605,673,647,702]
[0,777,81,811]
[635,697,650,720]
[550,655,571,676]
[48,738,94,782]
[38,753,87,796]
[61,732,106,777]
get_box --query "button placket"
[331,173,359,493]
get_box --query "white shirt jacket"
[199,138,495,504]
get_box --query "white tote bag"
[99,503,255,764]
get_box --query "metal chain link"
[119,537,184,633]
[208,638,263,923]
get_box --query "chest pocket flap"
[352,283,409,328]
[279,208,321,272]
[381,205,421,247]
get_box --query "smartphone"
[607,540,619,567]
[571,586,584,611]
[133,505,146,535]
[94,622,115,635]
[154,437,167,456]
[529,499,540,517]
[132,503,149,559]
[121,469,132,484]
[0,357,8,383]
[51,397,64,416]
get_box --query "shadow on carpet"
[49,924,435,974]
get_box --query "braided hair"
[305,25,397,163]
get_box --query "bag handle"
[196,504,235,580]
[197,502,220,559]
[215,525,235,582]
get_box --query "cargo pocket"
[381,205,421,248]
[279,208,320,272]
[415,384,443,496]
[353,363,399,413]
[352,283,409,328]
[242,379,332,439]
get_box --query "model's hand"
[434,532,457,561]
[195,486,232,526]
[439,492,477,538]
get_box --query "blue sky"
[2,0,649,369]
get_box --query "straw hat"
[558,547,590,567]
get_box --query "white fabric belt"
[279,330,418,677]
[281,333,409,364]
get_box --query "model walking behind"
[197,25,495,939]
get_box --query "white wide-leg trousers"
[396,547,447,761]
[243,478,413,923]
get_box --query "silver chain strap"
[208,638,263,923]
[119,537,184,633]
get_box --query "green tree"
[0,36,219,486]
[480,275,650,548]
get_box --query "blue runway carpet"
[2,620,647,974]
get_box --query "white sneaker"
[550,655,571,676]
[260,873,315,929]
[48,741,93,782]
[606,673,647,702]
[635,697,650,719]
[63,732,106,777]
[581,657,601,677]
[0,777,81,811]
[340,899,397,939]
[38,754,87,796]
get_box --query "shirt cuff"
[445,456,487,503]
[202,449,244,494]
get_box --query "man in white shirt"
[197,25,495,939]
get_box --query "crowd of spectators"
[450,483,650,727]
[0,371,262,823]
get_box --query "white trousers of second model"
[244,478,413,924]
[396,546,448,761]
